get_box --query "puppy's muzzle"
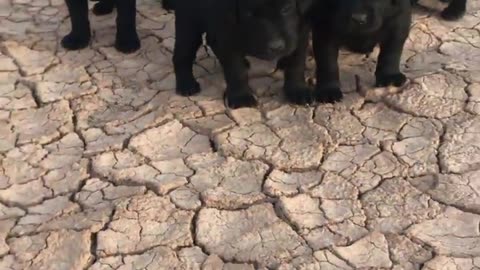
[351,13,368,25]
[267,39,287,55]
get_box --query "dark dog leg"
[115,0,140,53]
[375,17,410,87]
[217,53,257,109]
[441,0,466,20]
[93,0,115,16]
[280,23,314,105]
[312,30,343,103]
[62,0,91,50]
[173,15,203,96]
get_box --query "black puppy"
[62,0,140,53]
[164,0,314,108]
[310,0,411,103]
[411,0,466,20]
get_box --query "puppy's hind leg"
[92,0,115,16]
[216,52,257,109]
[375,42,407,87]
[173,16,203,96]
[62,0,91,50]
[375,17,410,88]
[281,23,314,105]
[115,0,140,53]
[312,30,343,103]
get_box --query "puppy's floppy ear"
[296,0,314,14]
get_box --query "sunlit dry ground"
[1,0,480,269]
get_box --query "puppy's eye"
[281,4,293,14]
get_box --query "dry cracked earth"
[1,0,480,269]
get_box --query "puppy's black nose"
[268,39,286,53]
[351,13,368,24]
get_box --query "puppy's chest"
[340,33,381,54]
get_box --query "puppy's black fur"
[164,0,314,108]
[310,0,411,103]
[62,0,140,53]
[411,0,466,20]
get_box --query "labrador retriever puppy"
[311,0,411,103]
[62,0,140,53]
[164,0,315,108]
[411,0,466,20]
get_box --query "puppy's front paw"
[375,73,407,87]
[284,85,314,105]
[176,80,201,96]
[314,86,343,104]
[92,1,115,16]
[115,34,141,53]
[441,6,465,21]
[225,91,258,109]
[61,32,91,50]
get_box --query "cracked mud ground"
[1,0,480,269]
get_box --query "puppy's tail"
[162,0,175,11]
